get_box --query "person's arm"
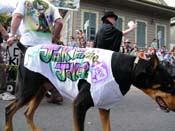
[0,23,8,40]
[122,23,137,36]
[52,18,63,44]
[7,13,23,46]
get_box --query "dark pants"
[0,45,7,92]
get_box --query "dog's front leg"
[72,80,94,131]
[99,108,111,131]
[72,100,92,131]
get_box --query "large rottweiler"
[4,43,175,131]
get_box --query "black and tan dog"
[4,42,175,131]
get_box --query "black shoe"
[47,97,63,104]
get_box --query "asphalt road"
[1,88,175,131]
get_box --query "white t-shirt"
[0,1,15,14]
[24,45,123,110]
[14,0,62,46]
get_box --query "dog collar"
[134,56,139,64]
[133,56,139,71]
[131,56,140,84]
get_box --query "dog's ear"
[149,54,159,71]
[133,55,159,88]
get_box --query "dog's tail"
[17,42,27,54]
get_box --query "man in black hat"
[94,11,137,52]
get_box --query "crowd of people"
[121,38,175,76]
[66,29,94,48]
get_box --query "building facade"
[61,0,175,49]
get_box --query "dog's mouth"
[155,96,170,113]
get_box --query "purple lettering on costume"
[91,62,108,83]
[55,63,70,81]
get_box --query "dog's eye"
[159,81,175,94]
[168,84,171,88]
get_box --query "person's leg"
[0,65,7,93]
[0,46,7,93]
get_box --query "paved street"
[1,88,175,131]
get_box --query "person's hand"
[2,33,9,41]
[52,34,61,44]
[129,23,137,30]
[123,22,137,36]
[52,37,58,44]
[7,36,16,47]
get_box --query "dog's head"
[132,54,175,112]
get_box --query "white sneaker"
[0,92,16,101]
